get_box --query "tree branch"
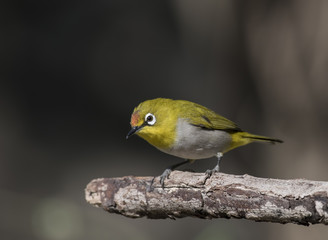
[85,171,328,225]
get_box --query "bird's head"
[126,98,178,149]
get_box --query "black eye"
[145,113,156,125]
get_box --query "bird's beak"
[126,125,143,139]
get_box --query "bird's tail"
[240,132,283,144]
[225,131,283,153]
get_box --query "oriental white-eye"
[126,98,282,187]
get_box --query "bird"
[126,98,282,187]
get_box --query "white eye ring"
[145,113,156,125]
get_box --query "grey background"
[1,0,328,239]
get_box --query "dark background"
[1,0,328,239]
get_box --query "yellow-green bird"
[127,98,282,187]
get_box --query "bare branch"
[85,171,328,225]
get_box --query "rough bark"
[85,171,328,225]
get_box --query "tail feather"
[242,133,283,144]
[226,131,283,153]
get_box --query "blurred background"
[1,0,328,239]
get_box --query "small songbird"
[126,98,282,187]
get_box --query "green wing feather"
[177,100,241,132]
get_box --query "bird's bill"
[126,125,143,139]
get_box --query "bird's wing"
[182,102,241,132]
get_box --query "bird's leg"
[149,159,192,189]
[205,152,223,178]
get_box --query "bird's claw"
[147,168,172,191]
[204,165,219,180]
[159,168,172,188]
[205,169,214,177]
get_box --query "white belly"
[158,118,232,159]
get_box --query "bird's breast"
[159,118,232,159]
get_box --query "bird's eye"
[145,113,156,125]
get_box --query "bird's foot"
[204,165,219,180]
[159,168,172,188]
[148,168,172,190]
[148,159,192,190]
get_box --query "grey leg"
[149,159,193,189]
[205,152,223,177]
